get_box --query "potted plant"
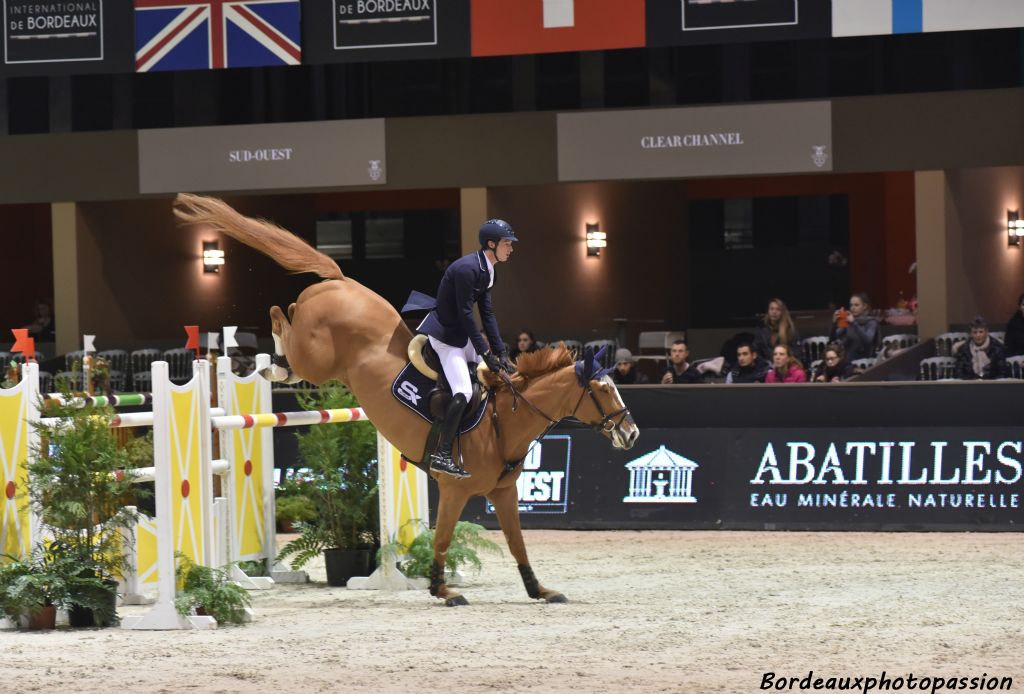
[378,520,502,584]
[173,554,252,625]
[27,391,150,627]
[276,382,378,586]
[274,480,317,533]
[0,542,112,630]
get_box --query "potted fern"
[27,389,150,627]
[276,382,378,586]
[378,520,502,584]
[174,554,252,625]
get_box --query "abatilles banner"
[302,0,470,64]
[2,0,133,75]
[646,0,831,48]
[456,426,1022,531]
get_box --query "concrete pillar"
[460,188,488,254]
[51,202,80,356]
[913,171,949,338]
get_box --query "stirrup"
[429,452,471,479]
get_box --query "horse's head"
[572,346,639,450]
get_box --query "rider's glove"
[481,351,502,372]
[498,352,516,374]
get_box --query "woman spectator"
[766,344,808,383]
[753,298,802,364]
[829,292,879,361]
[1004,293,1024,357]
[813,343,855,383]
[509,330,539,362]
[25,300,55,342]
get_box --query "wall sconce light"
[1009,210,1023,248]
[586,222,606,257]
[203,240,225,273]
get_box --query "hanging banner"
[558,101,833,182]
[134,0,301,72]
[302,0,469,63]
[1,0,133,75]
[471,0,644,57]
[647,0,831,47]
[138,119,387,193]
[832,0,1024,38]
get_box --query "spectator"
[765,345,808,383]
[830,292,879,361]
[510,330,539,361]
[660,340,704,384]
[954,316,1006,380]
[25,300,55,342]
[1004,293,1024,357]
[725,342,769,384]
[813,343,855,383]
[754,298,803,365]
[612,348,649,385]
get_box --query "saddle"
[391,334,489,464]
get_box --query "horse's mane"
[480,344,575,391]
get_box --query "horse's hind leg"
[259,305,302,384]
[487,484,567,603]
[431,486,472,607]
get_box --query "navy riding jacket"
[417,251,505,356]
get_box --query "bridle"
[494,370,632,441]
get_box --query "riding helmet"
[479,219,519,248]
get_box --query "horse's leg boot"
[429,393,470,479]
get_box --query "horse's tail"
[173,193,344,281]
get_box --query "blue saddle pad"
[391,362,488,435]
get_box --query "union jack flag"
[135,0,301,72]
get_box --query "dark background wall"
[72,190,459,342]
[0,203,52,335]
[487,181,687,342]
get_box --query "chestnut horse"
[174,194,639,606]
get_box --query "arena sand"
[1,530,1021,693]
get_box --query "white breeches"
[428,336,478,400]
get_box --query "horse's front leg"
[486,484,567,603]
[431,485,471,606]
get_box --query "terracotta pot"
[26,605,57,630]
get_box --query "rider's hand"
[498,352,516,374]
[481,351,502,372]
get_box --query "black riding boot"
[429,393,470,479]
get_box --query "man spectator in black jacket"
[661,340,704,384]
[726,342,769,384]
[954,316,1006,380]
[613,348,649,385]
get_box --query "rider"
[418,219,518,478]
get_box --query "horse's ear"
[594,345,608,364]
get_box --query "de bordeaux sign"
[557,101,832,181]
[138,119,387,194]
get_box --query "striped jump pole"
[44,392,154,408]
[211,407,366,431]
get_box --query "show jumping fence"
[0,353,429,630]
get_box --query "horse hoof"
[544,593,568,604]
[445,595,469,607]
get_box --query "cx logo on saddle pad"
[390,362,487,436]
[396,380,421,405]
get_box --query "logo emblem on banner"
[487,435,571,514]
[368,159,383,181]
[4,0,104,64]
[134,0,301,72]
[333,0,438,50]
[811,145,828,168]
[623,445,698,504]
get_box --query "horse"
[173,193,639,606]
